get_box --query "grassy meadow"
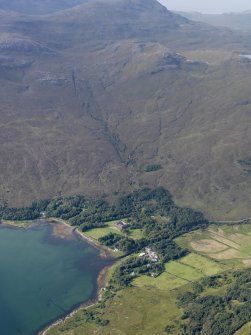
[47,223,251,335]
[235,322,251,335]
[84,220,126,240]
[46,285,184,335]
[176,224,251,268]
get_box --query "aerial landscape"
[0,0,250,334]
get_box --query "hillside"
[179,11,251,33]
[0,0,251,219]
[0,0,87,15]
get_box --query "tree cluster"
[112,257,164,286]
[176,270,251,335]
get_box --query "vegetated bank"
[0,187,207,285]
[2,187,251,334]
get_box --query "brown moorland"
[0,0,250,219]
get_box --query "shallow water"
[0,222,109,335]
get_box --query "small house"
[145,247,159,262]
[116,220,128,229]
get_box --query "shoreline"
[0,217,116,259]
[37,265,111,335]
[48,217,116,259]
[37,219,117,335]
[0,217,119,335]
[37,218,117,335]
[0,220,36,230]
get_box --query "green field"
[47,224,251,335]
[85,227,123,240]
[235,322,251,335]
[84,219,145,242]
[165,261,203,281]
[129,229,144,240]
[180,253,222,276]
[84,220,126,240]
[134,271,188,290]
[46,286,183,335]
[176,224,251,268]
[134,253,222,291]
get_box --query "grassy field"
[47,224,251,335]
[85,226,123,240]
[84,219,145,242]
[179,253,222,276]
[235,322,251,335]
[134,271,188,291]
[46,286,183,335]
[129,229,144,240]
[165,261,203,281]
[176,224,251,268]
[134,253,222,291]
[84,220,126,240]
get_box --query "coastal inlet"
[0,220,112,335]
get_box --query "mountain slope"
[0,0,250,219]
[179,11,251,33]
[0,0,88,15]
[4,0,249,51]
